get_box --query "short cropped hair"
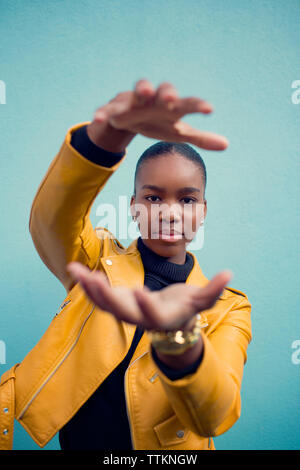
[133,141,207,198]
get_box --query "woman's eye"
[145,196,195,204]
[181,197,195,204]
[146,196,160,202]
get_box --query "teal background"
[0,0,299,450]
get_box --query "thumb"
[205,270,233,298]
[193,270,233,311]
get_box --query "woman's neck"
[139,237,187,265]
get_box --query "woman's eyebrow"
[141,184,200,193]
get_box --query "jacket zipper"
[18,253,105,420]
[18,304,96,419]
[124,350,149,450]
[54,299,71,318]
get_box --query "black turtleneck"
[137,235,194,289]
[58,125,204,451]
[135,236,203,379]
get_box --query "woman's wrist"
[87,120,136,153]
[147,313,207,357]
[153,334,204,370]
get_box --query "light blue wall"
[0,0,299,450]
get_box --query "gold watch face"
[151,335,198,355]
[147,313,208,356]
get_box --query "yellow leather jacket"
[0,122,252,451]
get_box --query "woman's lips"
[155,230,183,241]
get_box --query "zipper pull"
[54,299,71,317]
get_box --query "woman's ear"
[198,199,207,226]
[203,199,207,220]
[130,195,136,219]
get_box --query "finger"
[67,262,110,307]
[133,289,164,329]
[173,121,229,150]
[155,82,179,107]
[66,264,95,301]
[77,277,98,304]
[68,263,121,312]
[132,79,156,105]
[68,263,143,324]
[174,96,213,115]
[93,109,108,123]
[205,270,233,297]
[67,261,92,282]
[191,270,233,311]
[94,91,132,123]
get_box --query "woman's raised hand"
[88,79,228,151]
[66,261,232,331]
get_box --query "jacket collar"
[125,237,212,290]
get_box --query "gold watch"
[147,313,208,356]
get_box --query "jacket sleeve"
[29,122,127,292]
[150,343,204,380]
[148,295,252,437]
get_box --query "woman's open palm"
[67,262,232,331]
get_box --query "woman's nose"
[160,204,182,223]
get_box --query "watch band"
[147,313,208,356]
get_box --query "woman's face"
[130,153,207,264]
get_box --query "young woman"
[27,79,252,451]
